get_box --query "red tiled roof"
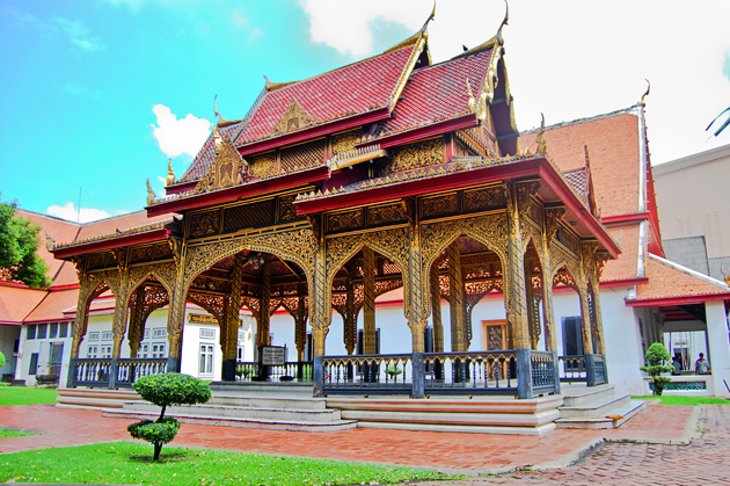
[631,254,730,303]
[563,168,588,201]
[23,288,78,323]
[375,48,493,138]
[0,284,47,323]
[235,44,417,147]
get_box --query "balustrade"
[319,354,413,394]
[235,361,312,383]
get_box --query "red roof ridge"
[647,252,730,290]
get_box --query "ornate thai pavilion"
[51,11,620,398]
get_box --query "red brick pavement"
[0,401,697,474]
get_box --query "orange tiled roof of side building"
[521,110,641,218]
[0,285,48,323]
[22,288,78,323]
[633,254,730,302]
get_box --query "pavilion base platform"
[57,388,140,410]
[325,395,563,436]
[555,384,646,429]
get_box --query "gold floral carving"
[194,126,248,194]
[462,186,505,212]
[272,99,315,136]
[384,138,444,174]
[331,130,362,156]
[188,210,220,237]
[421,194,458,219]
[249,152,277,179]
[367,203,407,227]
[327,209,364,233]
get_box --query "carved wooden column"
[540,210,561,352]
[257,255,272,347]
[222,253,245,380]
[295,288,307,361]
[447,242,467,352]
[577,279,595,355]
[506,183,530,350]
[111,251,130,361]
[430,265,444,352]
[589,278,606,355]
[127,286,147,358]
[68,267,93,387]
[310,218,330,357]
[343,277,357,355]
[405,200,429,356]
[166,237,186,372]
[362,247,377,354]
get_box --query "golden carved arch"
[127,264,175,298]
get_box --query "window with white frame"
[199,328,216,340]
[151,343,166,358]
[87,345,98,358]
[89,332,100,342]
[101,331,113,341]
[144,328,150,339]
[152,328,166,339]
[49,322,58,339]
[59,322,69,338]
[199,344,214,374]
[100,345,112,358]
[138,343,149,358]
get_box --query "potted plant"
[641,342,674,396]
[385,364,403,379]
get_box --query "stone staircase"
[57,387,139,409]
[102,382,357,432]
[556,384,645,429]
[325,394,563,436]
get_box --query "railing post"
[108,358,118,389]
[66,358,76,388]
[313,356,324,397]
[552,351,561,394]
[586,354,597,387]
[517,349,534,399]
[166,356,180,374]
[222,359,236,382]
[411,353,425,399]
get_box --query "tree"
[0,202,50,288]
[640,342,674,396]
[128,373,211,461]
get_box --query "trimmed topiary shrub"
[0,351,5,368]
[641,342,674,396]
[128,373,211,460]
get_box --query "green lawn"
[0,385,57,406]
[0,427,33,439]
[0,442,454,485]
[632,395,730,406]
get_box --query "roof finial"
[166,159,176,186]
[641,79,650,107]
[466,78,476,112]
[536,113,547,155]
[213,94,228,127]
[496,0,509,46]
[146,178,156,205]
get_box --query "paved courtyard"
[1,401,725,484]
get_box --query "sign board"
[189,314,218,325]
[261,346,286,366]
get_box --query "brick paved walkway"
[0,401,698,475]
[423,405,729,485]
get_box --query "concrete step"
[57,387,139,410]
[104,409,357,432]
[560,384,616,407]
[327,395,563,414]
[556,399,646,429]
[121,400,342,422]
[559,393,631,419]
[210,382,314,398]
[209,394,327,410]
[341,408,560,428]
[356,421,557,436]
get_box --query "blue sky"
[1,1,728,222]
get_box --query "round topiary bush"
[0,351,5,368]
[129,373,211,461]
[641,342,674,396]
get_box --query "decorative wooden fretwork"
[194,127,248,194]
[223,199,275,232]
[128,243,172,265]
[277,194,301,223]
[367,203,407,227]
[462,186,505,212]
[384,138,443,174]
[271,99,315,136]
[327,209,364,233]
[330,130,362,156]
[87,252,116,271]
[248,152,277,179]
[280,140,325,172]
[421,193,459,219]
[188,210,220,237]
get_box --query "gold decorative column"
[295,287,307,361]
[362,247,377,354]
[111,250,130,359]
[405,203,428,354]
[430,265,444,352]
[223,253,245,362]
[540,211,560,352]
[127,286,147,358]
[447,242,467,352]
[310,220,330,357]
[166,238,186,369]
[257,255,272,347]
[577,280,594,355]
[344,277,357,355]
[506,183,530,349]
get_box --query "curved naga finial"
[166,159,176,186]
[213,94,227,126]
[496,0,509,46]
[641,79,650,107]
[536,113,547,155]
[146,178,156,205]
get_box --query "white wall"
[0,325,20,379]
[15,322,73,387]
[705,301,730,397]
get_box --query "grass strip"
[0,427,33,439]
[0,386,57,406]
[0,441,455,485]
[632,395,730,406]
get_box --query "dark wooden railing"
[235,361,313,383]
[559,355,587,382]
[316,350,565,399]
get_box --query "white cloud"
[52,17,106,52]
[299,0,730,164]
[150,104,211,159]
[47,202,111,223]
